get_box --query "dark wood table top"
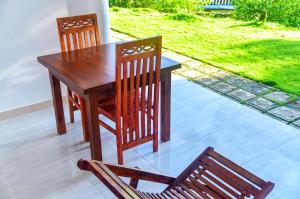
[38,43,181,95]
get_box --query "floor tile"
[198,127,269,165]
[263,91,292,104]
[247,97,278,111]
[0,131,65,177]
[0,179,16,199]
[242,150,300,199]
[227,89,256,102]
[268,106,300,122]
[8,157,92,199]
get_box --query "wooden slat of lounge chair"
[77,147,274,199]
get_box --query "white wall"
[0,0,110,113]
[0,0,68,113]
[67,0,111,43]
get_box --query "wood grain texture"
[78,147,274,199]
[37,41,180,162]
[56,13,101,142]
[98,36,162,164]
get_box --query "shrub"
[234,0,300,27]
[109,0,200,13]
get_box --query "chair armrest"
[104,162,176,185]
[78,159,141,198]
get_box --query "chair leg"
[117,146,124,165]
[67,89,74,123]
[153,131,158,152]
[80,97,89,142]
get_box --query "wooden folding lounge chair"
[78,147,274,199]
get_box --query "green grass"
[110,8,300,95]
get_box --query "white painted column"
[67,0,111,44]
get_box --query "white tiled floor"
[0,74,299,199]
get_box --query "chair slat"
[90,30,96,46]
[147,56,154,137]
[187,176,221,198]
[122,61,128,144]
[183,181,210,199]
[203,157,259,195]
[84,31,89,48]
[129,61,135,142]
[141,58,148,138]
[192,171,232,199]
[78,31,84,48]
[195,167,241,198]
[135,59,142,140]
[207,149,265,187]
[72,33,78,50]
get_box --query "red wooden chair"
[97,36,162,164]
[78,147,274,199]
[56,13,101,142]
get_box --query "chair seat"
[201,4,235,10]
[98,94,154,122]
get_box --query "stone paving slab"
[184,59,205,69]
[240,82,272,95]
[263,91,292,104]
[227,89,256,102]
[211,70,235,81]
[163,51,192,63]
[181,69,203,79]
[247,97,278,111]
[209,82,237,93]
[196,65,220,75]
[268,106,300,122]
[293,119,300,127]
[288,99,300,110]
[226,76,254,87]
[194,74,219,86]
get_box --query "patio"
[0,74,299,199]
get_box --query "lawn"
[110,8,300,95]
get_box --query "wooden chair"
[97,36,162,164]
[78,147,274,199]
[56,13,101,142]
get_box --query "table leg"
[85,92,102,161]
[160,71,171,142]
[49,72,66,134]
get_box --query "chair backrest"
[56,13,100,52]
[167,147,274,199]
[115,36,162,150]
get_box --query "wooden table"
[37,43,181,161]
